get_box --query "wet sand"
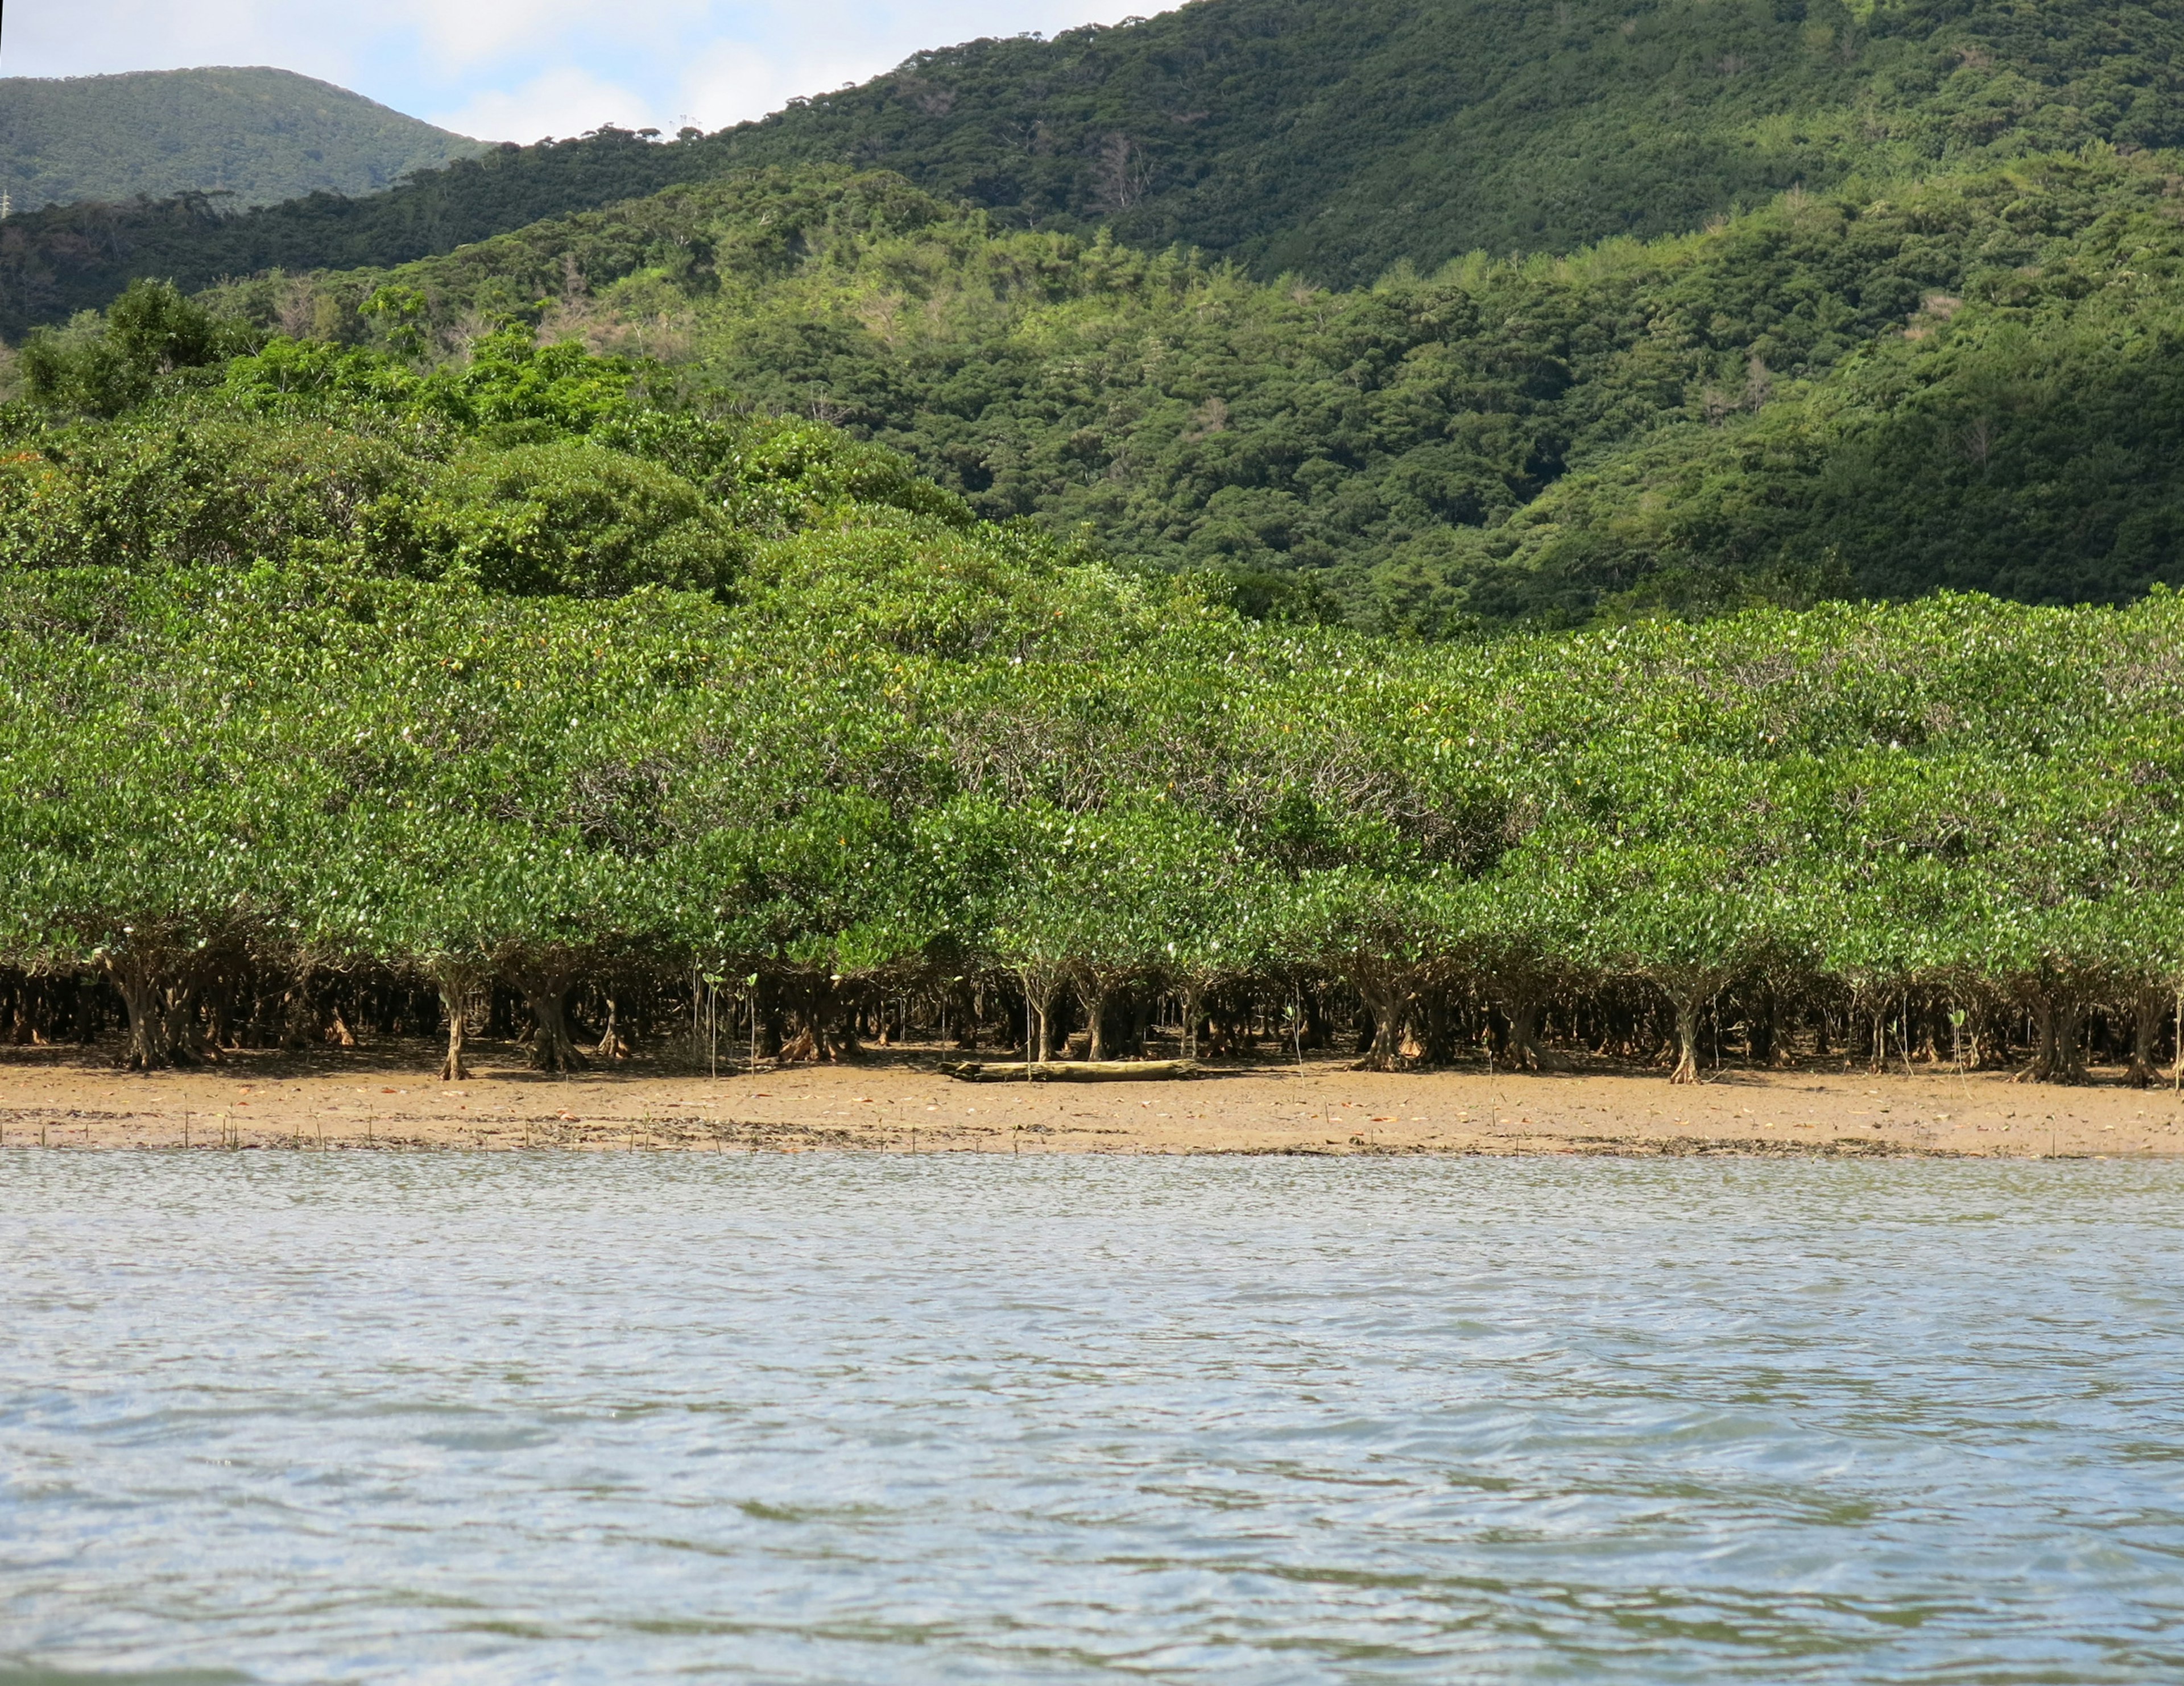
[2,1040,2181,1157]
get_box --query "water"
[2,1153,2181,1685]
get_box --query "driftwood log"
[941,1059,1202,1083]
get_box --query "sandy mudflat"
[3,1039,2182,1158]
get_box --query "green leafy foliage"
[0,317,964,593]
[176,152,2184,627]
[6,535,2179,1080]
[9,5,2184,637]
[0,126,730,338]
[6,292,2184,1084]
[18,280,257,417]
[416,442,737,597]
[714,0,2184,285]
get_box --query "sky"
[1,1,1177,142]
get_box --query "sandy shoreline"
[3,1039,2182,1158]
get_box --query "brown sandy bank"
[3,1040,2182,1158]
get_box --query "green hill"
[191,151,2184,628]
[5,0,2183,334]
[12,0,2184,631]
[715,0,2184,284]
[0,67,485,213]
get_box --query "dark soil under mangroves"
[3,1040,2181,1158]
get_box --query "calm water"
[2,1153,2181,1685]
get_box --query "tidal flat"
[3,1041,2182,1158]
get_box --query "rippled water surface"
[3,1152,2182,1685]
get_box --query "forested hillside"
[704,0,2184,283]
[0,67,483,211]
[3,293,2182,1086]
[188,152,2184,628]
[6,0,2182,333]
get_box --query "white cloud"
[388,0,714,71]
[5,0,352,83]
[427,67,652,142]
[671,34,878,131]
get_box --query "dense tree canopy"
[3,317,2182,1086]
[136,151,2184,629]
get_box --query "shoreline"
[4,1041,2182,1159]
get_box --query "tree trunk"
[105,955,200,1071]
[503,966,587,1074]
[1668,996,1702,1085]
[71,977,100,1045]
[829,988,864,1061]
[2025,995,2088,1084]
[2127,990,2164,1088]
[1914,999,1941,1065]
[1082,981,1110,1062]
[1017,973,1063,1066]
[594,996,630,1061]
[279,972,320,1052]
[528,990,587,1073]
[169,977,200,1065]
[775,979,862,1064]
[779,985,840,1062]
[430,964,484,1083]
[1418,991,1458,1068]
[1748,990,1776,1067]
[1506,993,1547,1071]
[121,976,172,1070]
[442,999,471,1083]
[1352,980,1408,1073]
[202,986,236,1053]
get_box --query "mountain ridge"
[5,0,2183,335]
[0,66,485,213]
